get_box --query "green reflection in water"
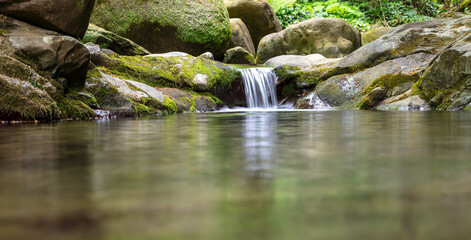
[1,111,471,240]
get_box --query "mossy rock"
[87,46,242,98]
[91,0,231,59]
[361,27,392,45]
[82,24,150,56]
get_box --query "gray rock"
[0,0,95,38]
[229,18,256,56]
[224,0,281,50]
[145,52,190,58]
[376,94,431,111]
[256,18,361,63]
[198,52,214,60]
[264,54,328,69]
[299,53,432,109]
[329,18,471,77]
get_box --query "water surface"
[1,111,471,240]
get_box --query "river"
[1,110,471,240]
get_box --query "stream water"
[1,111,471,240]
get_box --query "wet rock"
[0,56,60,121]
[158,88,218,113]
[1,15,90,89]
[229,18,256,56]
[297,53,432,109]
[0,0,95,38]
[376,93,430,111]
[224,0,281,50]
[82,24,150,56]
[91,0,231,59]
[224,46,255,64]
[257,18,361,63]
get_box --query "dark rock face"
[0,0,95,38]
[2,16,90,89]
[257,18,361,63]
[224,0,281,50]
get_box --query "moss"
[0,29,9,36]
[363,73,420,95]
[91,0,231,56]
[281,83,296,97]
[131,96,178,116]
[67,91,99,109]
[57,98,96,120]
[0,75,60,121]
[97,54,239,92]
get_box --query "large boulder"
[82,24,150,56]
[229,18,256,56]
[327,19,466,78]
[295,53,433,109]
[1,15,90,89]
[91,0,231,60]
[224,0,281,50]
[256,18,361,63]
[0,0,95,39]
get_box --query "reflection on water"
[243,113,277,177]
[1,111,471,240]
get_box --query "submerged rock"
[91,0,231,59]
[224,0,281,50]
[256,18,361,63]
[0,0,95,38]
[82,24,150,56]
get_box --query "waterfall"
[239,68,278,109]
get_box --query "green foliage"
[276,0,371,31]
[273,0,444,31]
[268,0,297,12]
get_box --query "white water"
[239,68,278,109]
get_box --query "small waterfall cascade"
[239,68,278,109]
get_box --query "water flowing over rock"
[0,0,95,38]
[256,18,361,63]
[91,0,231,59]
[239,68,278,108]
